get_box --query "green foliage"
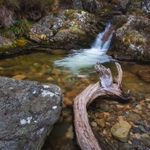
[9,19,30,37]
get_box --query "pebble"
[63,97,73,106]
[65,125,74,139]
[145,94,150,101]
[91,121,97,127]
[135,104,142,111]
[47,77,54,81]
[138,125,147,133]
[96,119,105,128]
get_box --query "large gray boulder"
[0,76,62,150]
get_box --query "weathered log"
[73,62,131,150]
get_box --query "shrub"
[9,18,30,36]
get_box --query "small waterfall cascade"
[54,23,114,74]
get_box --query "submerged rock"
[137,69,150,83]
[111,120,131,142]
[0,76,62,150]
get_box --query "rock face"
[0,76,62,150]
[111,120,131,142]
[29,9,104,49]
[111,14,150,62]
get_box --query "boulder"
[0,76,62,150]
[29,9,104,49]
[111,14,150,62]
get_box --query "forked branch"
[73,63,131,150]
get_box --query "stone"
[0,76,62,150]
[12,74,27,80]
[146,94,150,101]
[135,104,142,111]
[127,113,141,122]
[91,121,97,127]
[65,125,74,139]
[141,135,150,147]
[64,97,73,106]
[111,120,131,142]
[96,119,105,128]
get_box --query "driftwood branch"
[73,62,131,150]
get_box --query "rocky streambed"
[0,52,150,150]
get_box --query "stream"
[0,24,150,150]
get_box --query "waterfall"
[54,24,114,74]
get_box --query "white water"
[54,24,114,74]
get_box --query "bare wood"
[73,62,131,150]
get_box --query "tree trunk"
[73,62,131,150]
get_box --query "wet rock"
[135,104,142,111]
[65,125,74,139]
[141,134,150,147]
[138,125,147,133]
[127,113,141,122]
[0,76,62,150]
[111,120,131,142]
[118,142,130,150]
[96,119,106,128]
[91,121,97,127]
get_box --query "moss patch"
[122,31,146,46]
[69,25,85,35]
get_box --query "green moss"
[16,37,33,47]
[65,9,75,17]
[122,31,146,46]
[69,25,85,35]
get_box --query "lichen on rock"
[0,76,62,150]
[29,9,105,49]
